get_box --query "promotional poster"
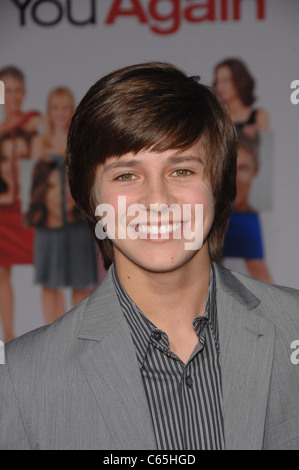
[0,0,298,341]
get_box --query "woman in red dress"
[0,66,43,342]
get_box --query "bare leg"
[42,286,66,324]
[72,289,90,307]
[0,266,14,343]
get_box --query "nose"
[141,176,176,210]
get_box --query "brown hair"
[213,58,256,106]
[66,62,238,270]
[0,66,25,84]
[0,130,30,198]
[26,160,60,227]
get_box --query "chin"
[133,258,192,274]
[116,242,200,274]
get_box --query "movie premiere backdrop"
[0,0,298,341]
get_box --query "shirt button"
[153,331,162,341]
[185,375,193,387]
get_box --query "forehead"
[50,94,72,107]
[101,141,206,170]
[2,75,24,88]
[216,66,233,80]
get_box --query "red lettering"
[105,0,147,24]
[233,0,265,21]
[256,0,265,19]
[233,0,241,19]
[185,0,215,23]
[104,0,266,35]
[220,0,228,20]
[149,0,180,35]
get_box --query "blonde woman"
[30,87,98,324]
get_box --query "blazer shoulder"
[4,293,89,370]
[229,268,299,327]
[4,269,117,372]
[231,269,299,302]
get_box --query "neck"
[48,128,68,153]
[3,109,23,126]
[227,97,247,116]
[115,243,211,331]
[52,127,67,140]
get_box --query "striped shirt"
[112,264,225,450]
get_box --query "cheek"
[188,183,214,212]
[237,170,254,183]
[184,185,214,233]
[204,191,215,228]
[93,184,121,236]
[49,111,57,121]
[96,186,119,210]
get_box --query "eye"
[172,169,192,177]
[117,173,136,181]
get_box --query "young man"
[0,62,299,450]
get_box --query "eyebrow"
[102,154,204,173]
[102,160,141,173]
[165,155,204,165]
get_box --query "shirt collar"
[112,263,218,367]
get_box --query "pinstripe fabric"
[112,265,225,450]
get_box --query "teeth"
[136,223,182,235]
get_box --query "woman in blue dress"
[213,58,273,283]
[222,133,273,283]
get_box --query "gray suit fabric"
[0,262,299,450]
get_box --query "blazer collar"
[78,262,275,450]
[78,266,124,342]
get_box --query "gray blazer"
[0,263,299,450]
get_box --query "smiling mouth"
[134,222,184,235]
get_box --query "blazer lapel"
[77,269,157,450]
[213,263,275,450]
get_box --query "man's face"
[94,141,214,273]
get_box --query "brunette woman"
[213,58,270,137]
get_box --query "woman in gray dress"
[28,87,98,324]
